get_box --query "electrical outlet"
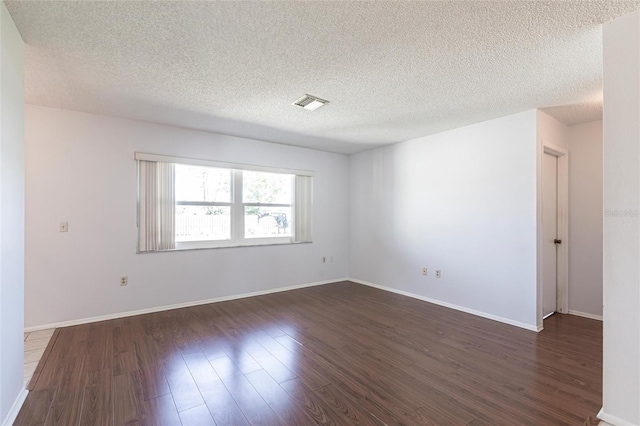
[322,257,326,263]
[59,222,68,232]
[436,270,442,278]
[330,256,334,263]
[422,267,428,276]
[120,276,128,286]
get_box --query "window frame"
[175,169,295,249]
[136,152,313,252]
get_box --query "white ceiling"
[5,1,640,154]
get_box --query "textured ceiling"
[5,1,640,154]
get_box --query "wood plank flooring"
[15,281,602,425]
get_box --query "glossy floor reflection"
[15,281,602,425]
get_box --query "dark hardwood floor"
[15,281,602,425]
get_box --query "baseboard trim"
[597,407,636,425]
[569,310,603,321]
[2,386,28,426]
[24,278,345,332]
[349,278,540,332]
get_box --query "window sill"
[137,239,311,253]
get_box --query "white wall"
[349,110,539,330]
[601,9,640,425]
[567,120,603,319]
[25,105,349,329]
[537,110,569,150]
[0,2,25,423]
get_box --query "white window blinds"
[294,175,313,243]
[138,161,176,252]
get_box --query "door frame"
[537,141,569,329]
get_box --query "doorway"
[541,144,569,321]
[543,152,559,318]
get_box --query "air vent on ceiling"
[292,94,329,111]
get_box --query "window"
[136,153,313,252]
[242,170,293,239]
[175,164,232,244]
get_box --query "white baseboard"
[569,310,603,321]
[349,278,540,332]
[597,407,636,425]
[24,278,345,332]
[2,387,28,426]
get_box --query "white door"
[543,152,558,319]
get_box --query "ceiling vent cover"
[292,94,329,111]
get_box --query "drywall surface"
[7,2,638,153]
[567,120,603,318]
[602,9,640,425]
[537,110,569,150]
[25,105,349,328]
[0,2,25,423]
[349,110,539,329]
